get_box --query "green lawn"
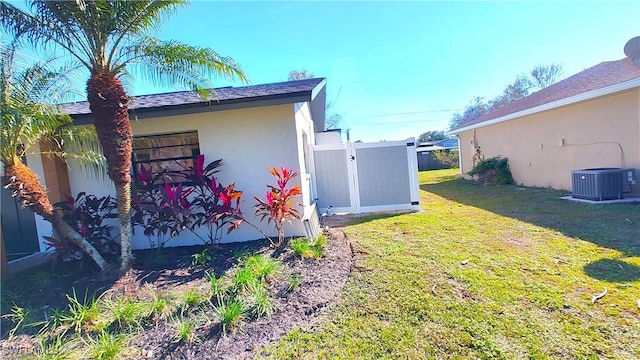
[261,169,640,359]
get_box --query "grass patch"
[261,169,640,359]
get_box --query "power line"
[349,118,451,126]
[349,80,486,86]
[367,109,462,117]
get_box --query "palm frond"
[123,38,248,97]
[53,125,108,180]
[0,33,99,171]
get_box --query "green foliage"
[0,30,107,270]
[214,299,246,334]
[247,283,277,318]
[433,149,459,168]
[172,313,199,343]
[290,236,327,260]
[232,266,258,293]
[103,296,151,331]
[0,1,248,89]
[288,274,303,290]
[181,289,206,310]
[19,270,60,290]
[83,331,132,360]
[262,169,639,358]
[244,254,282,281]
[231,254,282,297]
[31,334,78,360]
[417,130,447,143]
[2,304,33,338]
[467,156,513,185]
[208,273,226,298]
[180,248,214,269]
[449,64,564,130]
[4,247,290,354]
[148,292,174,321]
[57,289,102,334]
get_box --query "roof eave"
[448,78,640,135]
[68,89,318,125]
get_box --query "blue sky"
[143,1,640,142]
[11,1,640,142]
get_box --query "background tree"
[417,130,447,143]
[490,75,532,109]
[287,68,342,130]
[1,35,107,269]
[530,63,564,90]
[449,64,564,130]
[449,97,490,130]
[288,69,314,81]
[1,0,247,272]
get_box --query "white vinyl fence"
[312,138,420,214]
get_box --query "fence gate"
[312,138,420,214]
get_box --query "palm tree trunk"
[87,71,134,272]
[3,160,106,270]
[50,216,106,269]
[115,182,133,270]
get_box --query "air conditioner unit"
[621,168,637,193]
[571,168,625,201]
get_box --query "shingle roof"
[59,77,325,115]
[452,57,640,131]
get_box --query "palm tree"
[1,35,107,270]
[0,1,248,271]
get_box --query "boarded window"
[132,131,200,184]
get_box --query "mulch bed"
[0,228,353,359]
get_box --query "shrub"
[103,296,151,331]
[247,283,277,318]
[148,291,174,321]
[232,267,258,293]
[45,193,119,263]
[254,166,302,246]
[244,254,281,281]
[433,149,459,168]
[208,273,226,298]
[467,156,514,185]
[290,236,327,260]
[288,274,303,290]
[83,330,133,359]
[214,299,245,334]
[179,248,213,269]
[131,155,244,248]
[181,289,206,310]
[57,289,103,334]
[172,312,199,343]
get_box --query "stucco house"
[2,75,421,273]
[2,78,327,262]
[449,38,640,197]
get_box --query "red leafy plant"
[254,167,302,246]
[45,193,120,263]
[131,155,244,248]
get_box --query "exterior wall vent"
[571,168,626,201]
